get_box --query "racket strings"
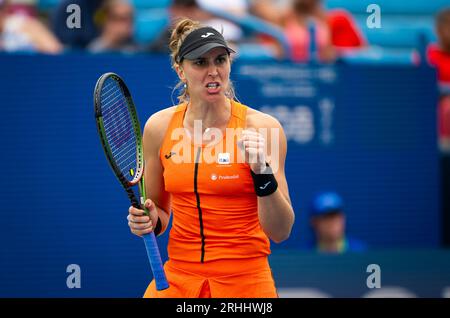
[101,78,138,182]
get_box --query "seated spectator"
[0,0,6,39]
[427,8,450,153]
[427,8,450,87]
[196,0,245,42]
[52,0,104,50]
[309,191,367,253]
[197,0,247,16]
[284,0,335,62]
[251,0,366,62]
[7,0,37,17]
[147,0,210,53]
[439,96,450,153]
[147,0,241,53]
[0,0,62,53]
[88,0,139,54]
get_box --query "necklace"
[184,101,231,133]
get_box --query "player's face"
[181,47,231,103]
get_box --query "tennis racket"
[94,72,169,291]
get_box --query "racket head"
[94,72,144,190]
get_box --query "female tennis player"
[127,18,295,298]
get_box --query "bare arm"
[142,113,172,234]
[128,109,174,236]
[243,111,295,243]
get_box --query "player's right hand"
[127,199,158,237]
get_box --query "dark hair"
[293,0,320,15]
[168,18,202,103]
[436,7,450,28]
[172,0,198,7]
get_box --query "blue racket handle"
[142,232,169,291]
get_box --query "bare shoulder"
[143,106,177,150]
[246,107,283,130]
[144,106,177,129]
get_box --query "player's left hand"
[239,130,267,174]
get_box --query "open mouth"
[206,82,221,93]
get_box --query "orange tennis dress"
[144,100,277,298]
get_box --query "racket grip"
[142,232,169,291]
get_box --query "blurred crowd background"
[1,0,449,151]
[1,0,450,251]
[1,0,449,233]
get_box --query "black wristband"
[154,217,162,236]
[250,164,278,197]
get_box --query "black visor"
[176,27,235,63]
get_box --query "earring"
[225,86,232,98]
[183,83,187,89]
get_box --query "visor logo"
[201,32,214,38]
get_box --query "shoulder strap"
[159,102,187,158]
[229,100,247,129]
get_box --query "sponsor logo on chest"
[210,173,240,181]
[217,152,230,165]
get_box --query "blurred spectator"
[147,0,241,53]
[439,96,450,153]
[0,0,62,53]
[7,0,37,17]
[427,8,450,153]
[309,191,367,253]
[88,0,139,54]
[0,0,6,30]
[52,0,104,49]
[147,0,208,53]
[284,0,335,62]
[196,0,245,42]
[197,0,247,16]
[427,8,450,86]
[249,0,291,21]
[251,0,365,62]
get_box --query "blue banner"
[0,53,442,296]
